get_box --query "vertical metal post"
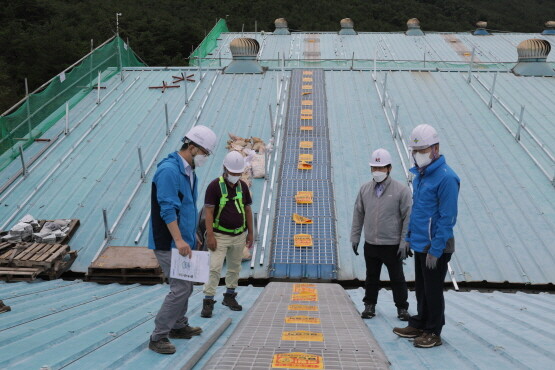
[24,78,32,139]
[184,78,189,105]
[488,72,498,108]
[241,24,244,37]
[467,47,475,84]
[423,52,426,68]
[268,104,275,136]
[516,105,525,141]
[198,60,203,81]
[393,105,400,138]
[264,149,269,176]
[218,50,222,67]
[102,209,111,239]
[96,71,101,104]
[351,51,355,70]
[281,54,285,75]
[255,20,257,33]
[164,103,170,136]
[373,47,377,80]
[138,147,146,180]
[381,72,388,106]
[276,77,280,105]
[90,39,94,87]
[65,102,69,135]
[19,145,27,178]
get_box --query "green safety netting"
[0,36,144,171]
[189,19,229,66]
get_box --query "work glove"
[397,241,413,260]
[425,253,438,269]
[352,243,359,256]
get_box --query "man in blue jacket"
[394,124,460,348]
[148,125,217,355]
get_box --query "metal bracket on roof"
[148,81,180,93]
[172,73,195,84]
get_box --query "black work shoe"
[397,308,410,321]
[149,337,176,354]
[413,332,442,348]
[361,304,376,319]
[393,326,424,338]
[169,325,202,339]
[201,298,216,318]
[222,292,242,311]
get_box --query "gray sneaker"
[413,332,442,348]
[149,337,176,354]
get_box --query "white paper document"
[170,249,210,283]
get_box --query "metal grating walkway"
[269,69,338,279]
[203,282,390,370]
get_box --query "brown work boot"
[413,332,442,348]
[222,292,242,311]
[393,326,423,338]
[169,325,202,339]
[149,337,176,354]
[0,301,10,314]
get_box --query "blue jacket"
[406,155,460,258]
[148,152,198,251]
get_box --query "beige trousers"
[203,231,246,297]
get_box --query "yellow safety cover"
[303,71,313,75]
[281,330,324,342]
[291,292,319,301]
[301,109,313,115]
[294,234,313,247]
[302,77,313,82]
[287,304,319,311]
[271,352,323,369]
[295,191,313,204]
[297,161,313,170]
[301,115,313,120]
[302,85,313,90]
[300,125,313,130]
[299,141,313,149]
[299,153,313,162]
[285,316,321,324]
[301,100,313,105]
[292,213,313,224]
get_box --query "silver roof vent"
[224,38,264,74]
[474,21,490,36]
[406,18,424,36]
[542,20,555,35]
[274,18,290,35]
[339,18,357,35]
[512,39,554,76]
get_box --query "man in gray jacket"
[351,148,412,320]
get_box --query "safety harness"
[213,176,246,234]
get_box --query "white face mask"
[193,154,209,167]
[226,174,241,184]
[372,171,388,183]
[414,152,432,168]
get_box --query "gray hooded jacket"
[351,176,412,246]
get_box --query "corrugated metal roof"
[347,287,555,369]
[0,280,263,369]
[328,69,555,283]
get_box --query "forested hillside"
[1,0,554,112]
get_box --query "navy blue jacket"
[149,152,198,251]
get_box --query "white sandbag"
[251,154,265,178]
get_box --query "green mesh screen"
[189,19,229,66]
[0,36,144,171]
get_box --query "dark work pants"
[363,243,409,310]
[409,251,452,336]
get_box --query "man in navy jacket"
[394,124,460,348]
[148,125,217,355]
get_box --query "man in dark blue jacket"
[394,124,460,348]
[148,125,217,355]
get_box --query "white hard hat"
[408,124,439,150]
[369,148,392,167]
[223,151,246,173]
[183,125,217,154]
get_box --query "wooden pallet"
[0,267,43,282]
[86,246,165,285]
[0,242,77,281]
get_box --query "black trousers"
[409,251,452,336]
[363,243,409,309]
